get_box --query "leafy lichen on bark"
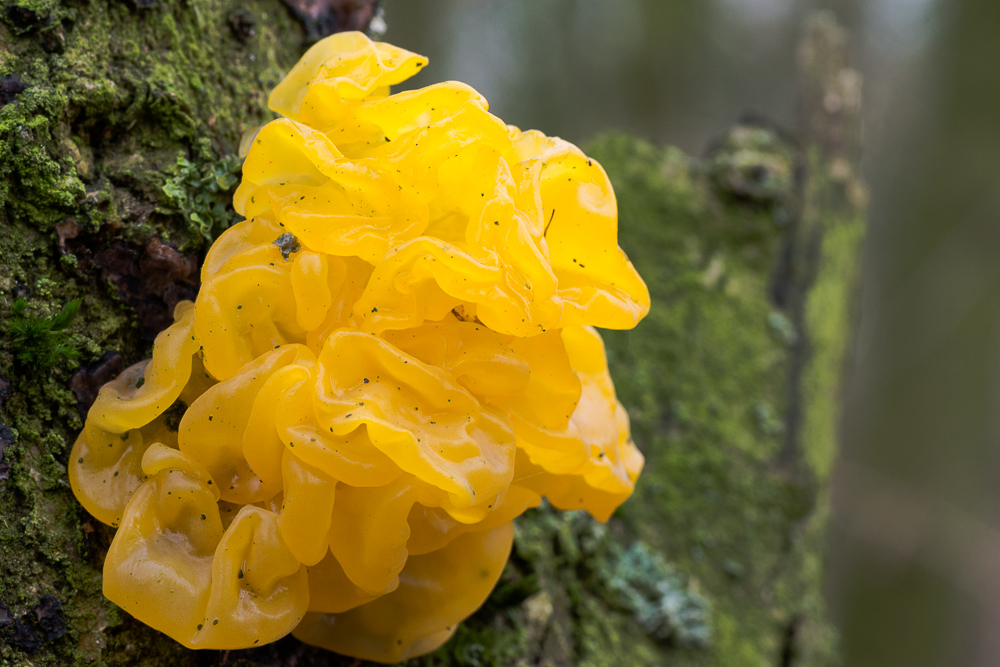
[0,5,862,666]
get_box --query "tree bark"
[0,5,861,666]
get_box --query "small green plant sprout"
[5,297,82,368]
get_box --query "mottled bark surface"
[0,5,860,666]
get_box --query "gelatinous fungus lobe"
[69,31,649,663]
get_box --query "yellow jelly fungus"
[70,31,649,663]
[294,522,515,663]
[103,445,309,649]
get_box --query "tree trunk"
[0,5,861,666]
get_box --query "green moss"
[798,153,866,481]
[709,125,797,210]
[584,131,851,666]
[0,0,308,663]
[1,0,64,36]
[0,86,82,230]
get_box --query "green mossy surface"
[591,134,858,667]
[0,3,861,664]
[0,0,305,663]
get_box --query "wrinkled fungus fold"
[70,30,649,663]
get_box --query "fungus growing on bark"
[70,31,649,662]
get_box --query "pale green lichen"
[607,542,712,647]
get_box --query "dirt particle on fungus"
[273,233,302,260]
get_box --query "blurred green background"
[383,2,1000,666]
[381,0,933,156]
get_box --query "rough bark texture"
[0,5,861,666]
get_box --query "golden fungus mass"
[69,32,650,663]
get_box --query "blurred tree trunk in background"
[831,1,1000,666]
[0,3,863,666]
